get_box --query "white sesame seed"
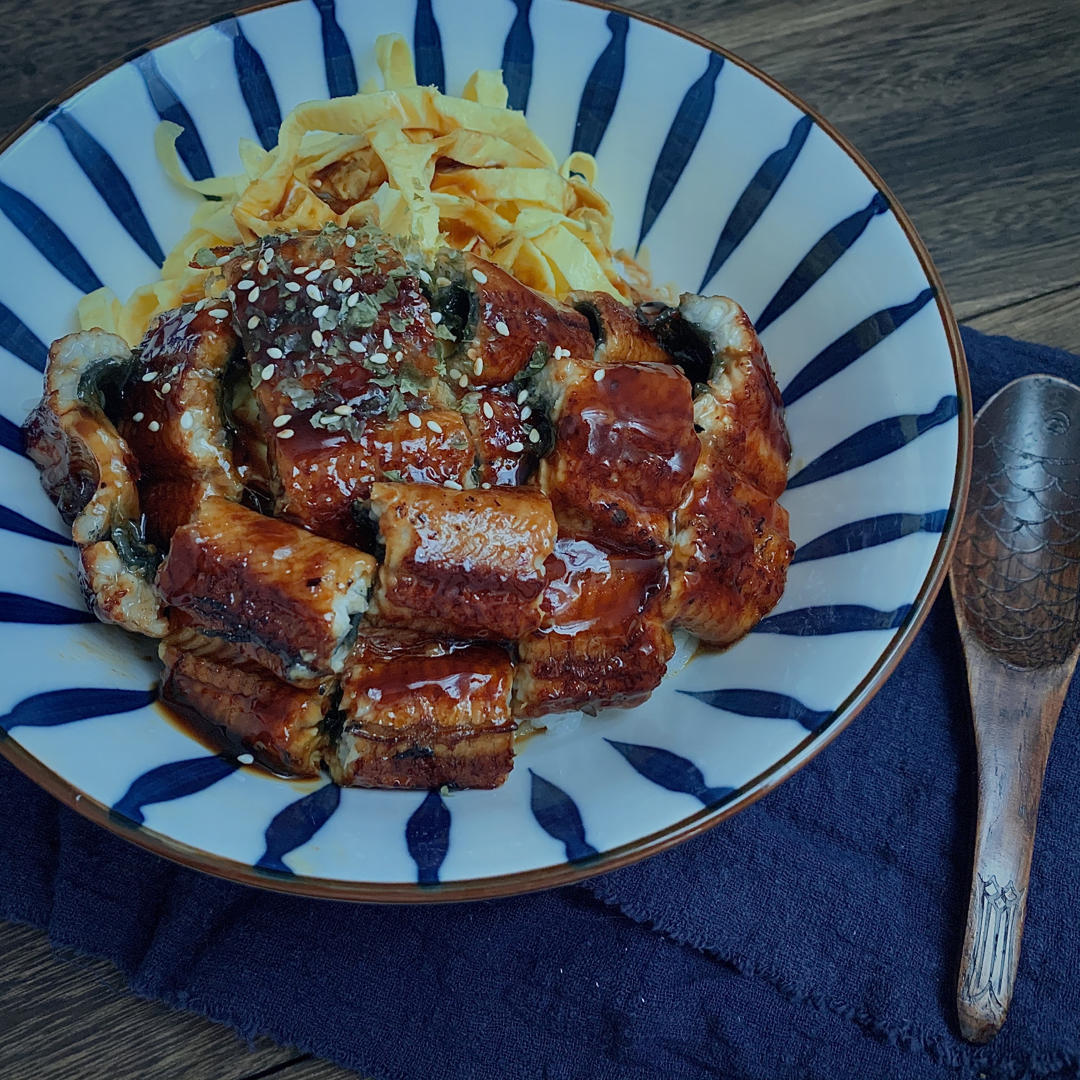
[247,315,260,330]
[320,259,335,271]
[369,352,389,365]
[529,428,540,443]
[436,276,451,287]
[593,368,606,381]
[266,347,284,360]
[160,382,172,394]
[443,479,463,490]
[520,405,532,420]
[311,330,324,348]
[430,311,443,324]
[495,320,509,336]
[237,279,255,290]
[306,284,323,302]
[305,268,321,282]
[506,441,524,453]
[141,370,157,382]
[195,298,209,311]
[312,304,329,318]
[395,350,403,362]
[333,404,353,415]
[284,281,301,292]
[458,374,469,388]
[215,254,232,266]
[237,753,255,765]
[261,363,276,380]
[277,428,295,439]
[473,356,484,376]
[258,258,269,275]
[383,329,393,349]
[348,341,365,353]
[344,234,356,248]
[517,389,529,405]
[273,414,292,427]
[471,268,488,284]
[418,269,432,284]
[407,412,421,429]
[294,266,310,276]
[248,287,260,303]
[132,411,144,422]
[147,420,161,432]
[481,482,492,489]
[180,412,194,430]
[240,259,254,272]
[348,292,360,308]
[427,419,443,433]
[482,401,494,420]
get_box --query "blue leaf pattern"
[0,180,103,293]
[529,770,597,862]
[753,603,913,636]
[133,53,214,182]
[413,0,446,93]
[405,789,451,885]
[782,288,936,406]
[111,754,238,826]
[0,592,92,625]
[699,114,813,292]
[678,688,833,732]
[787,396,958,489]
[0,302,48,371]
[0,415,27,457]
[571,12,628,156]
[0,687,155,736]
[501,0,534,112]
[605,740,733,806]
[216,18,282,152]
[0,506,72,547]
[791,509,949,564]
[257,782,342,874]
[311,0,358,98]
[755,191,889,332]
[48,111,166,266]
[638,53,723,248]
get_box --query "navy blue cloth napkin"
[2,326,1079,1080]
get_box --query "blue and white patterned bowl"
[0,0,970,900]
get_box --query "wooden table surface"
[1,0,1077,1076]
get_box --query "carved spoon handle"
[956,652,1072,1043]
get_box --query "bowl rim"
[0,0,973,903]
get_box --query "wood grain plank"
[966,283,1080,354]
[0,920,310,1080]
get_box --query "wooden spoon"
[950,374,1080,1043]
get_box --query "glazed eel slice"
[159,629,332,776]
[157,496,376,683]
[531,352,699,556]
[118,302,244,546]
[513,536,674,719]
[23,330,167,637]
[330,629,515,790]
[429,251,595,387]
[369,482,557,640]
[653,295,795,646]
[220,226,456,544]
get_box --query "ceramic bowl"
[0,0,970,899]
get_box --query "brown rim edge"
[0,0,973,904]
